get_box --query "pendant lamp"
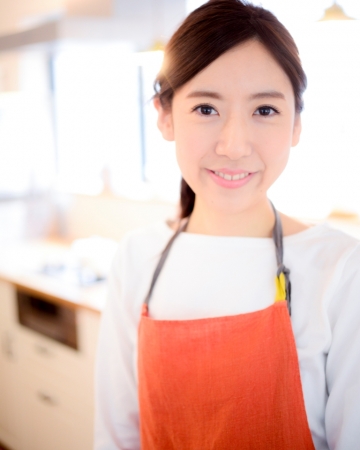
[319,1,354,21]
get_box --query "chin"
[207,195,260,216]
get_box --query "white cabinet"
[0,280,21,450]
[19,370,94,450]
[0,279,101,450]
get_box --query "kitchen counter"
[0,239,104,450]
[0,239,108,313]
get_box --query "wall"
[0,0,186,50]
[57,194,177,241]
[0,0,63,35]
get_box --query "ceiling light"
[319,1,355,21]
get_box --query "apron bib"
[137,207,315,449]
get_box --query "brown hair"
[154,0,307,219]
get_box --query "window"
[0,52,55,197]
[54,44,180,201]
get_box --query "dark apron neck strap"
[144,220,188,306]
[270,202,292,315]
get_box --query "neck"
[186,197,276,237]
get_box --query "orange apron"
[138,207,315,449]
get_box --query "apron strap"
[270,202,292,315]
[144,220,188,306]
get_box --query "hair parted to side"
[154,0,307,219]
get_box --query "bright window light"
[0,51,55,197]
[54,44,142,196]
[55,46,181,202]
[269,20,360,218]
[0,91,55,195]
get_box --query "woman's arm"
[325,244,360,449]
[94,243,141,450]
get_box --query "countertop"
[0,239,108,313]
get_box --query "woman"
[95,1,360,449]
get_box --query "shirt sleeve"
[94,242,141,450]
[325,244,360,449]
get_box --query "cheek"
[174,125,214,175]
[175,140,201,189]
[256,127,292,182]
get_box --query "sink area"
[39,262,105,287]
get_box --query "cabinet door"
[20,371,93,450]
[0,331,21,450]
[0,280,21,450]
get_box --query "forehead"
[175,39,294,103]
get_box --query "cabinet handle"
[34,343,54,358]
[37,390,58,407]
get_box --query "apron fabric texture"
[137,208,315,449]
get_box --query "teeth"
[214,171,249,181]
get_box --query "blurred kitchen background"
[0,0,360,449]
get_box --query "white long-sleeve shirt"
[95,221,360,450]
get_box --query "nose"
[215,115,252,160]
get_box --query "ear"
[291,113,302,147]
[153,97,174,141]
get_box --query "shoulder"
[113,221,173,270]
[287,221,360,254]
[106,222,174,314]
[279,214,358,251]
[282,211,360,256]
[286,222,360,311]
[281,212,360,251]
[320,225,360,279]
[284,221,360,287]
[121,221,173,251]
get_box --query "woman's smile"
[207,169,255,189]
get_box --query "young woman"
[95,1,360,449]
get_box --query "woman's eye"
[255,106,279,116]
[195,105,217,116]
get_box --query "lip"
[206,168,255,189]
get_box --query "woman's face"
[156,39,301,215]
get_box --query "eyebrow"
[185,89,286,101]
[248,91,286,101]
[186,90,223,100]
